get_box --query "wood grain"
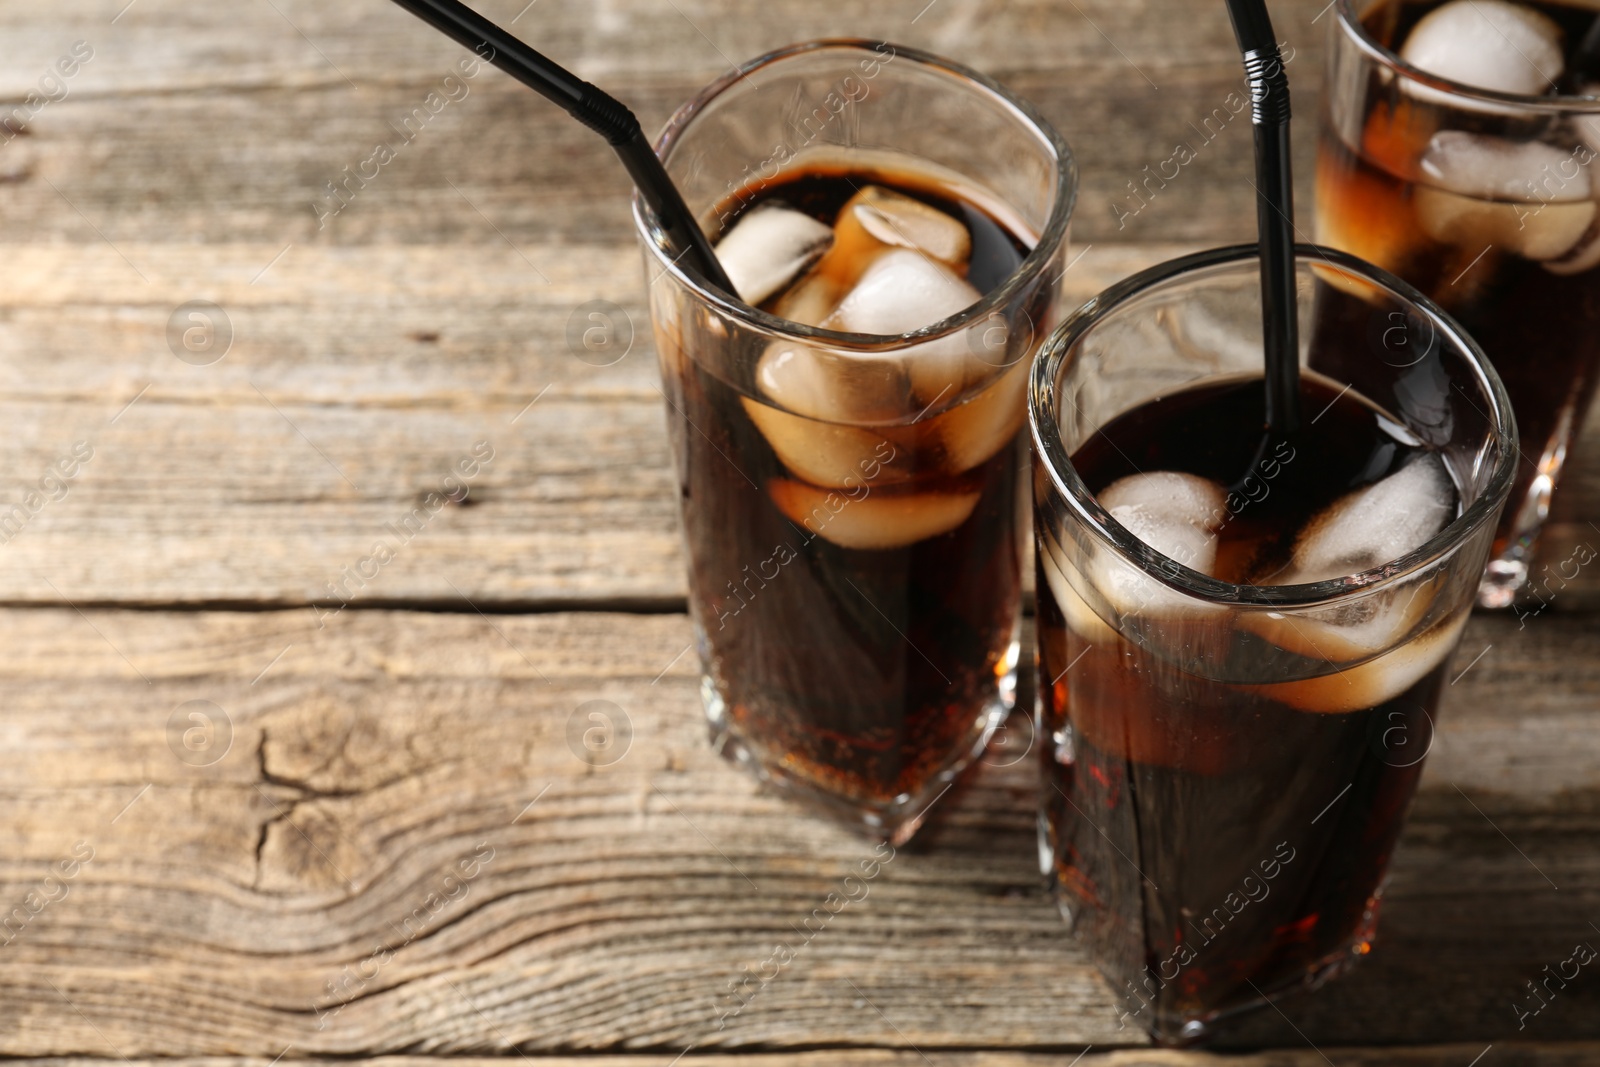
[10,1051,1600,1067]
[0,238,1595,608]
[0,242,1186,608]
[0,607,1594,1056]
[2,0,1598,1060]
[0,0,1336,246]
[0,0,1592,608]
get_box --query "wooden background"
[0,0,1596,1063]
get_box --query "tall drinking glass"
[1317,0,1600,606]
[1030,246,1516,1043]
[634,41,1076,843]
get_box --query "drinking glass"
[1029,245,1516,1043]
[1317,0,1600,606]
[633,40,1076,842]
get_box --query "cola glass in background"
[1030,247,1516,1043]
[633,41,1076,842]
[1318,0,1600,606]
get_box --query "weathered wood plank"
[0,0,1338,245]
[0,0,1592,608]
[0,240,1595,608]
[0,607,1593,1055]
[0,243,1166,608]
[6,1051,1600,1067]
[0,0,1592,1061]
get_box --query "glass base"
[1038,817,1383,1046]
[1147,908,1379,1047]
[703,652,1013,846]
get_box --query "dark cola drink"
[1036,374,1466,1040]
[1317,0,1600,603]
[660,162,1050,838]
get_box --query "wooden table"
[3,0,1597,1063]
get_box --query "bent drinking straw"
[387,0,737,296]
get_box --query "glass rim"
[1027,242,1519,609]
[1333,0,1600,114]
[630,38,1078,352]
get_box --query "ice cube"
[767,477,980,550]
[826,248,982,404]
[1544,217,1600,275]
[753,338,911,424]
[827,248,981,335]
[713,206,834,306]
[1242,578,1436,663]
[927,358,1030,474]
[1242,458,1456,683]
[749,236,985,474]
[1421,131,1591,202]
[1086,472,1230,619]
[1256,612,1468,713]
[771,270,843,327]
[827,185,972,279]
[740,396,913,489]
[806,185,972,297]
[1100,471,1228,576]
[1400,0,1563,96]
[1289,454,1455,584]
[1576,82,1600,155]
[1415,132,1596,261]
[1415,187,1595,260]
[1040,535,1117,645]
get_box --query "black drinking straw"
[386,0,737,297]
[1225,0,1301,435]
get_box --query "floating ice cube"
[1256,612,1468,713]
[1400,0,1563,96]
[1415,132,1596,260]
[1415,188,1595,260]
[927,359,1030,474]
[753,339,910,424]
[827,248,981,335]
[1241,456,1460,703]
[713,206,834,306]
[766,477,980,550]
[1040,535,1117,645]
[1101,471,1228,576]
[832,185,972,272]
[826,248,982,404]
[1544,217,1600,275]
[1421,131,1590,202]
[1575,82,1600,155]
[747,224,986,477]
[740,396,912,490]
[748,250,982,477]
[805,185,973,298]
[1088,472,1230,619]
[1242,578,1435,662]
[771,270,843,327]
[1290,454,1455,585]
[1545,85,1600,276]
